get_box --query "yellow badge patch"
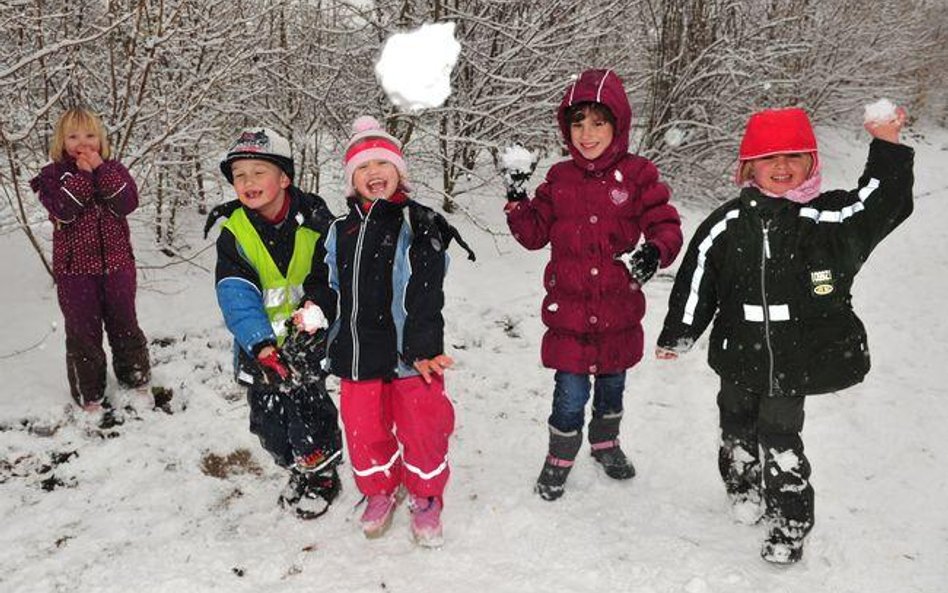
[810,269,835,296]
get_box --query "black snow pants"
[247,374,342,470]
[717,380,814,537]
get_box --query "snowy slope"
[1,125,946,593]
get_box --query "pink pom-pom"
[352,115,382,135]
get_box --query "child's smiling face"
[64,126,101,159]
[230,159,289,219]
[353,159,400,203]
[748,153,813,195]
[569,110,614,161]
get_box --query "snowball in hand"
[864,98,898,124]
[375,22,461,111]
[501,145,536,174]
[296,303,328,333]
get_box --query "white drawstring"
[595,69,612,103]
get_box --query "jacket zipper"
[349,205,372,380]
[760,220,775,396]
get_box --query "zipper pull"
[762,225,772,259]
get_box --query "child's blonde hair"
[49,108,111,162]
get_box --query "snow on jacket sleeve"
[505,166,559,250]
[630,158,683,267]
[30,162,95,223]
[94,160,139,216]
[818,138,914,264]
[657,203,737,353]
[401,209,448,363]
[214,228,275,356]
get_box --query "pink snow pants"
[340,374,455,498]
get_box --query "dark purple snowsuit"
[30,158,150,405]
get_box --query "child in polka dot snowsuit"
[30,108,150,410]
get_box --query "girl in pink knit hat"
[656,105,913,564]
[309,115,463,547]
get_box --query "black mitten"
[281,323,328,385]
[617,242,660,285]
[501,155,537,202]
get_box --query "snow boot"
[361,492,399,539]
[409,495,444,548]
[279,467,340,520]
[728,487,764,525]
[588,414,635,480]
[760,521,806,565]
[294,449,338,475]
[760,437,813,548]
[535,427,582,501]
[719,436,763,524]
[80,398,124,430]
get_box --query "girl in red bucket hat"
[656,105,913,564]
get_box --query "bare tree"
[2,0,944,271]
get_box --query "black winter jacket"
[315,197,449,381]
[659,139,914,396]
[207,187,335,381]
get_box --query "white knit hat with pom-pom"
[343,115,411,197]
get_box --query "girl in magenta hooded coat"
[504,69,682,500]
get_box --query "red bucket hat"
[736,107,819,184]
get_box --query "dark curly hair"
[565,101,616,127]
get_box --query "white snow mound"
[375,22,461,111]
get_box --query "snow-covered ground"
[1,124,946,593]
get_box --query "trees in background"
[2,0,945,272]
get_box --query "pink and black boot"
[535,427,583,501]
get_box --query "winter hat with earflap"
[344,116,411,197]
[220,128,294,184]
[736,107,822,203]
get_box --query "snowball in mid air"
[863,98,898,124]
[375,22,461,111]
[663,127,686,147]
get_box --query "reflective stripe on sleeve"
[800,178,880,223]
[683,209,740,325]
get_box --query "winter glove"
[500,159,537,202]
[282,323,328,378]
[257,348,292,385]
[617,242,660,285]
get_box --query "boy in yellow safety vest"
[206,128,342,519]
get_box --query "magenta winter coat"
[506,69,683,374]
[31,159,139,276]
